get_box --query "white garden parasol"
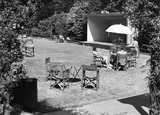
[105,24,133,35]
[106,24,133,51]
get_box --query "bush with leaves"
[66,6,88,40]
[54,13,68,37]
[32,12,69,39]
[0,0,36,114]
[66,0,108,41]
[31,0,111,40]
[32,18,51,37]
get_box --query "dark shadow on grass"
[22,100,78,115]
[47,78,81,83]
[85,85,95,89]
[69,78,81,83]
[82,84,98,90]
[50,84,68,90]
[118,94,149,115]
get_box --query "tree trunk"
[3,94,10,115]
[149,82,160,115]
[4,109,10,115]
[149,51,160,115]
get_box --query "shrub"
[66,0,103,41]
[32,13,69,39]
[32,19,51,37]
[0,0,36,114]
[54,13,68,37]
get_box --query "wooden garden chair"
[127,48,137,67]
[25,38,34,57]
[93,54,105,67]
[116,53,128,71]
[49,62,70,90]
[81,64,99,90]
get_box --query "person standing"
[132,37,139,58]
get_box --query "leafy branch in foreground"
[0,0,37,114]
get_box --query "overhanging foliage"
[108,0,160,114]
[0,0,36,114]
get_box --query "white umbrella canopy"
[105,24,133,35]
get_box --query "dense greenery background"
[31,0,111,40]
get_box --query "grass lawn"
[24,38,150,109]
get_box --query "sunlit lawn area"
[24,38,150,108]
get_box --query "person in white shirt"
[117,48,127,55]
[132,37,139,58]
[116,48,128,70]
[93,47,112,69]
[59,34,64,42]
[66,37,70,41]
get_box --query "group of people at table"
[92,37,139,70]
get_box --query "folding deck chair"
[116,53,128,71]
[127,48,137,67]
[25,38,34,57]
[93,54,105,67]
[81,64,99,90]
[49,62,70,90]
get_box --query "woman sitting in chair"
[116,48,128,70]
[110,47,127,70]
[92,47,112,69]
[117,47,127,55]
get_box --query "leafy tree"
[34,0,55,21]
[32,18,51,37]
[29,0,110,39]
[31,13,68,38]
[0,0,36,114]
[35,0,75,22]
[66,0,109,40]
[30,0,76,38]
[54,0,76,13]
[66,5,89,39]
[54,13,68,37]
[107,0,160,114]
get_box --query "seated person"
[117,47,127,55]
[92,47,112,68]
[66,37,70,41]
[109,45,119,66]
[116,48,128,70]
[59,34,65,42]
[110,47,127,69]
